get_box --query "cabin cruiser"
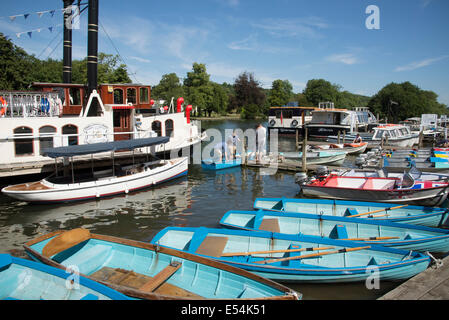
[306,102,377,139]
[267,103,316,135]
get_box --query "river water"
[0,119,400,299]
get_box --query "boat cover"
[42,136,170,158]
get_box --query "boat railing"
[0,91,62,118]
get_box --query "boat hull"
[0,254,130,300]
[201,158,242,170]
[301,184,449,207]
[24,230,299,300]
[253,198,449,227]
[1,157,188,203]
[151,227,431,283]
[219,210,449,253]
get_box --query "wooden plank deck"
[379,254,449,300]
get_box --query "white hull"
[1,157,188,203]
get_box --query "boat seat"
[61,244,112,275]
[238,286,267,299]
[258,218,280,233]
[139,261,182,292]
[344,208,358,216]
[329,225,348,239]
[195,236,228,257]
[90,266,201,298]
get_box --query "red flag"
[280,111,283,124]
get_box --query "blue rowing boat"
[150,227,431,283]
[201,157,242,170]
[0,254,130,300]
[24,228,299,300]
[253,198,449,227]
[219,210,449,253]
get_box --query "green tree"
[183,63,215,116]
[0,34,37,90]
[233,71,266,118]
[367,81,448,122]
[303,79,340,107]
[268,79,294,107]
[152,73,184,102]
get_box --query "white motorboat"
[1,137,188,204]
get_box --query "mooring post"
[302,127,308,172]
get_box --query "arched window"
[165,119,174,137]
[14,127,34,156]
[127,88,137,104]
[62,124,78,146]
[152,121,162,137]
[113,88,124,104]
[39,126,56,155]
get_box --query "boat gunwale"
[23,230,299,301]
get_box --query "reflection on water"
[0,119,399,299]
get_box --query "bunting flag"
[2,7,67,21]
[9,24,63,40]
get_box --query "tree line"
[1,33,447,121]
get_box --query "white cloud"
[251,17,328,39]
[326,53,360,65]
[129,56,151,63]
[394,55,449,72]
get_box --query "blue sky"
[1,0,449,105]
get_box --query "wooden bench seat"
[90,264,201,298]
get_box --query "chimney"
[86,0,99,116]
[87,0,98,95]
[62,0,74,83]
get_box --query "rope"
[425,251,443,269]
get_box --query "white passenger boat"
[1,137,188,204]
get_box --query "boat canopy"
[42,136,169,158]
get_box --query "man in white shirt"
[256,123,267,162]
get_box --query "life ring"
[269,119,276,126]
[0,96,7,116]
[291,120,299,127]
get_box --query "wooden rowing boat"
[150,227,431,283]
[24,229,300,300]
[219,210,449,253]
[0,254,130,300]
[253,198,449,227]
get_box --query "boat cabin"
[267,102,317,135]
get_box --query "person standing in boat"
[213,141,231,162]
[228,130,240,160]
[353,133,363,143]
[256,123,267,163]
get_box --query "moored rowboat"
[253,198,449,227]
[24,228,300,300]
[150,227,431,283]
[299,173,449,206]
[201,157,242,170]
[0,254,130,300]
[219,210,449,253]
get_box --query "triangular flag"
[23,14,30,19]
[37,28,41,33]
[9,16,16,22]
[50,10,55,17]
[27,31,32,38]
[37,12,44,18]
[48,26,53,32]
[16,32,22,38]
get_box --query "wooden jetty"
[379,254,449,300]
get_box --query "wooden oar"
[255,246,371,265]
[341,236,399,241]
[347,205,408,218]
[221,246,335,257]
